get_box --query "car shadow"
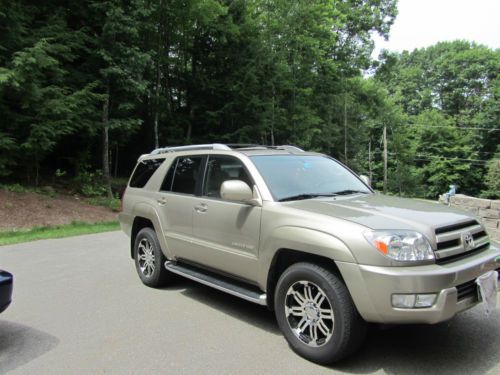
[162,277,280,335]
[0,320,59,373]
[335,307,500,375]
[161,277,499,374]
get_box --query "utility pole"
[368,140,372,183]
[344,93,347,164]
[383,125,388,194]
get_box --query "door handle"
[194,203,208,213]
[157,197,167,206]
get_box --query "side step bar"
[165,261,267,306]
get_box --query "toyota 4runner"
[119,144,500,364]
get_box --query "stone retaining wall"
[449,194,500,242]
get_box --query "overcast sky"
[372,0,500,59]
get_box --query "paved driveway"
[0,231,499,374]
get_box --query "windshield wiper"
[331,189,369,196]
[279,193,336,202]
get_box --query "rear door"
[156,155,205,258]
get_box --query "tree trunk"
[114,143,119,178]
[102,82,113,198]
[153,4,162,149]
[187,107,193,142]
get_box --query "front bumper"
[0,270,13,314]
[337,244,500,324]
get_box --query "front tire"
[134,227,173,287]
[274,262,366,364]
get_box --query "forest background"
[0,0,498,200]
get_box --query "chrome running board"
[165,261,267,306]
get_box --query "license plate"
[476,271,498,314]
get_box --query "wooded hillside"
[0,0,498,199]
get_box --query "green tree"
[481,151,500,199]
[87,0,152,196]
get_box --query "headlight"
[363,230,434,262]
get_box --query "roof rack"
[230,145,304,152]
[150,143,231,155]
[148,143,304,155]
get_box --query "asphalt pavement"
[0,231,499,375]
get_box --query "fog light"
[415,294,437,308]
[392,294,416,308]
[392,293,437,308]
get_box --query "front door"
[191,155,261,282]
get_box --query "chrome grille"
[434,220,490,264]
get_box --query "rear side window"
[129,158,164,188]
[161,156,203,195]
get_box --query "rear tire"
[274,262,366,364]
[134,227,173,287]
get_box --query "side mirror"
[220,180,261,205]
[360,175,370,187]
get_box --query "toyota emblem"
[462,232,475,250]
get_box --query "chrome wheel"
[137,238,155,277]
[285,280,334,347]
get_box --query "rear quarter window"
[160,155,204,194]
[129,158,164,188]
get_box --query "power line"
[413,158,487,165]
[414,156,489,163]
[398,124,500,131]
[366,150,497,160]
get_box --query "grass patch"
[1,183,57,197]
[87,196,121,211]
[0,221,120,246]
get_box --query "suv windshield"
[250,155,371,201]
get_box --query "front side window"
[203,155,252,198]
[250,155,370,201]
[161,156,203,195]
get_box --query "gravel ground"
[0,231,499,374]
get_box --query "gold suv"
[119,144,500,364]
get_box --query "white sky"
[372,0,500,59]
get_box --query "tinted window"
[250,155,370,201]
[162,156,203,195]
[203,156,252,198]
[129,158,164,188]
[160,159,177,191]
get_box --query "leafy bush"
[1,183,31,193]
[74,169,107,197]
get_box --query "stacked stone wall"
[449,194,500,242]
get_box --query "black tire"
[274,262,366,364]
[134,227,173,287]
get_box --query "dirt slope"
[0,189,118,230]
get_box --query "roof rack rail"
[148,143,305,156]
[235,144,304,152]
[270,145,304,152]
[225,143,261,149]
[150,143,231,155]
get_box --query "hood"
[285,193,476,233]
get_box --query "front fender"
[258,226,356,289]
